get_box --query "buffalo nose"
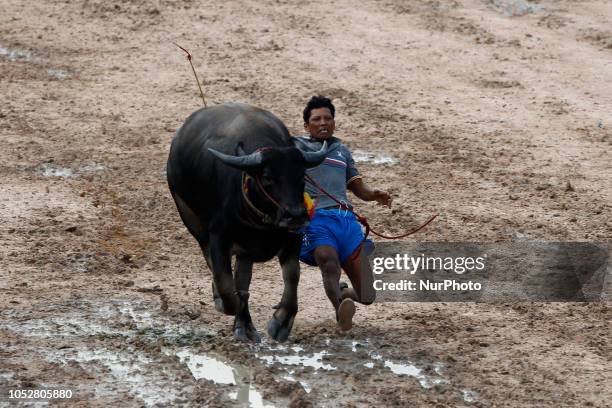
[288,206,307,218]
[283,206,309,227]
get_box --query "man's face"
[304,107,335,140]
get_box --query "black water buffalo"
[166,102,327,342]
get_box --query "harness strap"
[238,146,290,225]
[253,175,285,211]
[241,172,274,224]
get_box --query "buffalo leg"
[170,191,207,243]
[171,192,227,312]
[267,236,301,342]
[203,248,226,314]
[233,256,260,342]
[211,281,225,314]
[208,235,238,316]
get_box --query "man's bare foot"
[339,281,352,300]
[337,298,355,331]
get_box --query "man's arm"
[348,178,392,207]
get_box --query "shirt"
[294,135,361,210]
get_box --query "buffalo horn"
[300,140,328,165]
[208,148,263,170]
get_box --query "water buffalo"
[166,102,327,342]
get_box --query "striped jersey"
[294,135,361,210]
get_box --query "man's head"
[303,95,335,140]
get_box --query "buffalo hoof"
[267,316,293,342]
[214,298,225,313]
[215,298,236,316]
[234,326,261,343]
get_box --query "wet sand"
[1,0,611,406]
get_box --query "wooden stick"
[173,42,207,108]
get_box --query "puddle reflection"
[175,350,236,384]
[174,348,276,408]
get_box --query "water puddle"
[0,45,33,62]
[365,347,447,388]
[353,149,398,165]
[384,359,421,376]
[1,300,278,407]
[227,387,275,408]
[73,349,177,406]
[175,350,237,384]
[174,349,276,407]
[257,348,336,371]
[80,162,106,173]
[118,303,155,326]
[253,338,479,402]
[1,299,477,405]
[45,68,70,80]
[463,389,479,403]
[490,0,543,16]
[41,164,74,178]
[1,44,71,79]
[0,372,14,382]
[40,343,199,407]
[13,315,113,337]
[380,357,446,388]
[281,373,311,393]
[39,162,106,178]
[2,301,213,345]
[251,338,453,397]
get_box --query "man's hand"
[371,189,392,207]
[348,178,392,207]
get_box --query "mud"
[1,0,611,407]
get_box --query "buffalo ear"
[208,148,264,171]
[235,142,247,156]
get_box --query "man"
[295,96,392,331]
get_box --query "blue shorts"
[299,209,365,266]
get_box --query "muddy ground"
[1,0,611,407]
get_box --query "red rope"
[304,174,437,240]
[254,174,285,211]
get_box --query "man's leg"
[313,245,355,330]
[313,245,342,312]
[340,243,376,305]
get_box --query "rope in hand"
[304,174,437,240]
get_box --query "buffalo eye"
[260,169,274,187]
